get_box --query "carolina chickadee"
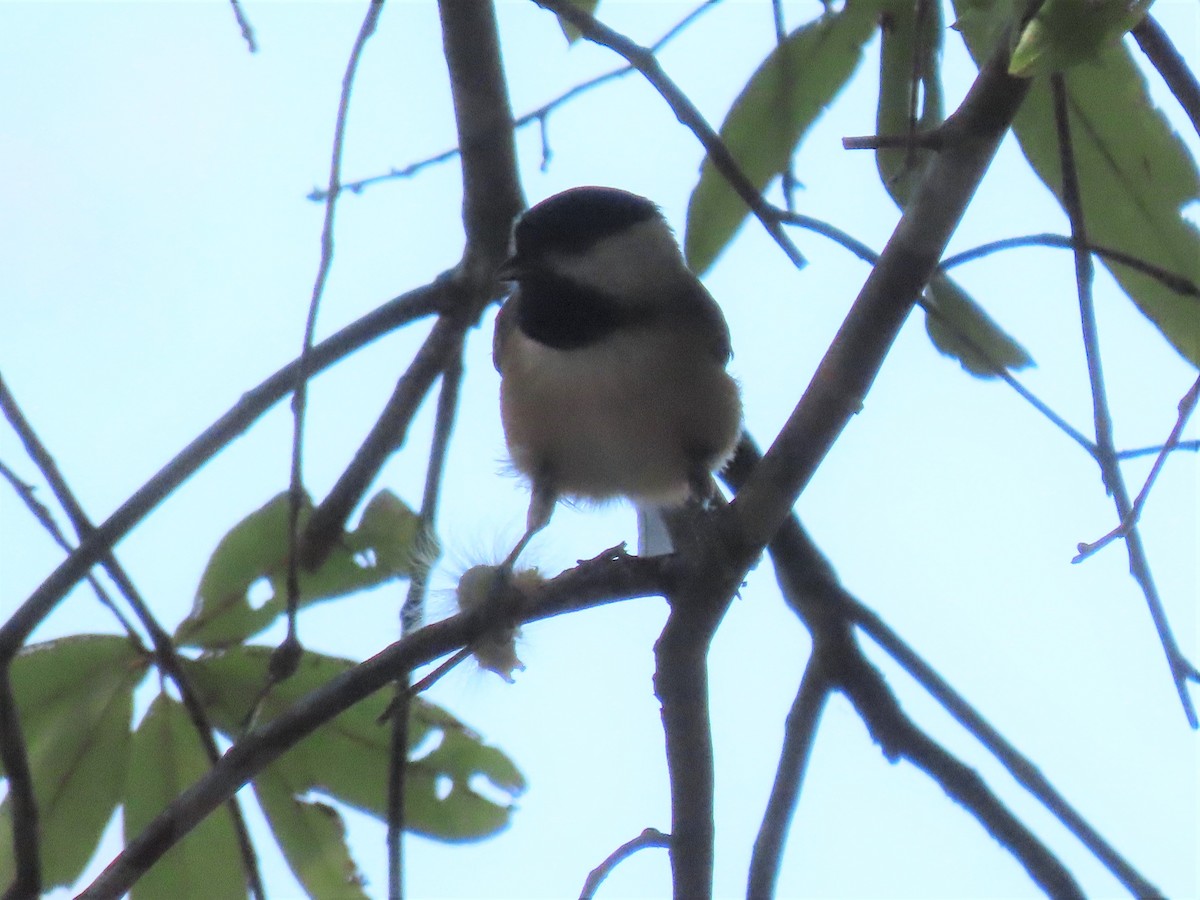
[493,186,742,568]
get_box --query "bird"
[492,186,743,572]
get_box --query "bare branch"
[1075,375,1200,561]
[0,282,445,663]
[578,827,671,900]
[848,599,1166,898]
[730,33,1032,552]
[308,1,725,202]
[532,0,807,270]
[0,376,266,898]
[938,233,1199,298]
[79,547,672,898]
[724,440,1156,896]
[747,658,830,900]
[1052,73,1198,726]
[284,0,386,679]
[1132,14,1200,141]
[0,458,138,637]
[228,0,257,53]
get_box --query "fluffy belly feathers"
[500,330,741,506]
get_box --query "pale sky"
[1,1,1197,898]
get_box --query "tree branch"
[0,377,267,898]
[79,547,672,898]
[578,827,671,900]
[729,33,1032,552]
[531,0,806,270]
[282,0,386,683]
[746,657,829,900]
[1052,73,1198,726]
[848,598,1165,898]
[1132,14,1200,141]
[0,282,445,663]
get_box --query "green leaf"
[955,3,1200,367]
[1009,0,1153,77]
[125,694,245,900]
[877,1,1031,376]
[876,0,946,206]
[0,635,143,889]
[555,0,600,44]
[255,768,368,900]
[685,3,881,274]
[182,646,524,842]
[176,489,420,649]
[925,274,1034,374]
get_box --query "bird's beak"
[496,254,523,282]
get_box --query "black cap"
[513,186,662,257]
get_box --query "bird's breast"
[498,328,741,505]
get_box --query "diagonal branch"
[531,0,806,270]
[1132,14,1200,141]
[79,546,673,898]
[0,376,266,899]
[746,656,829,900]
[849,598,1165,898]
[1051,73,1198,726]
[0,282,445,664]
[729,32,1032,552]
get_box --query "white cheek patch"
[552,221,686,302]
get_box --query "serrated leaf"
[176,490,419,649]
[0,635,143,889]
[1009,0,1153,77]
[954,2,1200,367]
[926,274,1034,374]
[555,0,600,44]
[182,646,524,842]
[685,3,880,274]
[255,769,368,900]
[125,694,245,900]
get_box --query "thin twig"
[282,0,385,684]
[533,0,806,270]
[730,32,1033,550]
[939,233,1199,298]
[842,130,945,151]
[775,211,1099,458]
[308,1,725,202]
[387,350,465,900]
[0,458,138,637]
[848,598,1165,898]
[578,827,671,900]
[299,312,470,571]
[1116,439,1200,460]
[746,658,830,900]
[1074,375,1200,561]
[1052,73,1198,727]
[1132,14,1200,141]
[79,549,673,897]
[0,375,267,899]
[228,0,257,53]
[0,283,445,663]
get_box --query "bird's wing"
[492,293,519,373]
[672,279,733,364]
